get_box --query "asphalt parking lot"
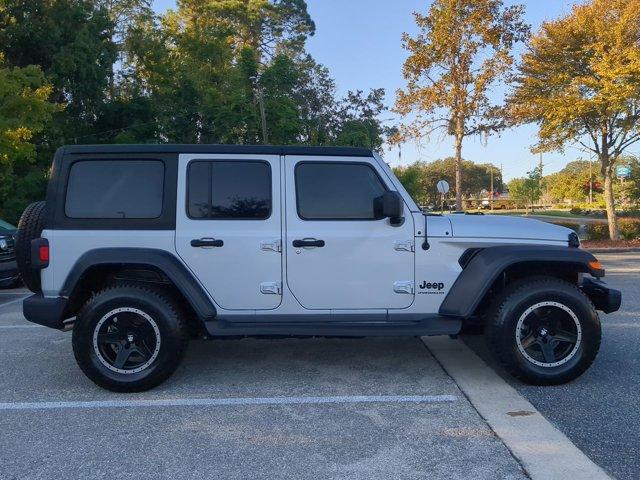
[463,251,640,480]
[0,291,527,480]
[0,251,635,480]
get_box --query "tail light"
[30,238,49,269]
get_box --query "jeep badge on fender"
[15,144,621,391]
[419,281,445,293]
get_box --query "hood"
[447,214,574,242]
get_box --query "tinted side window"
[296,163,387,220]
[65,160,164,219]
[187,161,271,220]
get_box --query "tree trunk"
[454,117,463,210]
[603,168,619,240]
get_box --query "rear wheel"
[73,285,188,392]
[486,277,601,385]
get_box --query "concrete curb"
[586,247,640,254]
[423,336,612,480]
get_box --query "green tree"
[394,158,502,206]
[96,0,154,95]
[334,89,387,151]
[508,165,542,212]
[545,160,599,204]
[394,0,528,209]
[612,156,640,207]
[0,0,116,135]
[508,0,640,239]
[0,60,59,222]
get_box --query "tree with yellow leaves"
[394,0,528,209]
[508,0,640,240]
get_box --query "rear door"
[175,154,282,310]
[285,156,415,310]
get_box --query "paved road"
[1,252,636,479]
[527,214,608,224]
[0,290,526,480]
[464,252,640,480]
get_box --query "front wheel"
[486,277,601,385]
[72,285,188,392]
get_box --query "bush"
[569,207,583,215]
[585,223,609,240]
[618,218,640,240]
[619,209,640,218]
[551,221,581,233]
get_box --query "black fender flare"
[61,248,217,322]
[439,245,603,319]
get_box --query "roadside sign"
[436,180,450,194]
[616,165,631,178]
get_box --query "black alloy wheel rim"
[515,301,582,368]
[92,307,161,374]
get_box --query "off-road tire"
[72,284,188,392]
[486,276,601,385]
[15,201,47,293]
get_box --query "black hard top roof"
[60,144,374,157]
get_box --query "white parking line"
[0,394,457,411]
[0,324,41,330]
[423,336,611,480]
[0,296,28,308]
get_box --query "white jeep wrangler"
[16,145,621,392]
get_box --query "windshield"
[0,219,16,232]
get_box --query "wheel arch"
[440,245,603,320]
[61,248,217,326]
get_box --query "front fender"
[439,245,603,319]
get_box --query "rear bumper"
[23,294,68,330]
[581,277,621,314]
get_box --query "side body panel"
[174,154,282,310]
[40,230,177,297]
[283,155,416,310]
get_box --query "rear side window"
[187,161,271,219]
[296,162,386,220]
[65,160,164,219]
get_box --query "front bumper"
[0,260,19,287]
[581,277,622,314]
[23,294,68,330]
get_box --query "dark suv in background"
[0,219,19,288]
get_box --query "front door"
[285,156,415,310]
[175,154,282,310]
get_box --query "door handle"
[191,238,224,248]
[292,239,325,248]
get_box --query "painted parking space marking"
[0,394,458,412]
[0,324,42,329]
[0,297,28,308]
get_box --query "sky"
[150,0,618,181]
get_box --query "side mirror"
[375,191,404,224]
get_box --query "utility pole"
[539,152,544,207]
[256,85,269,145]
[490,166,494,210]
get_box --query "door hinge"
[260,239,282,253]
[260,281,282,295]
[393,281,414,294]
[394,240,414,252]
